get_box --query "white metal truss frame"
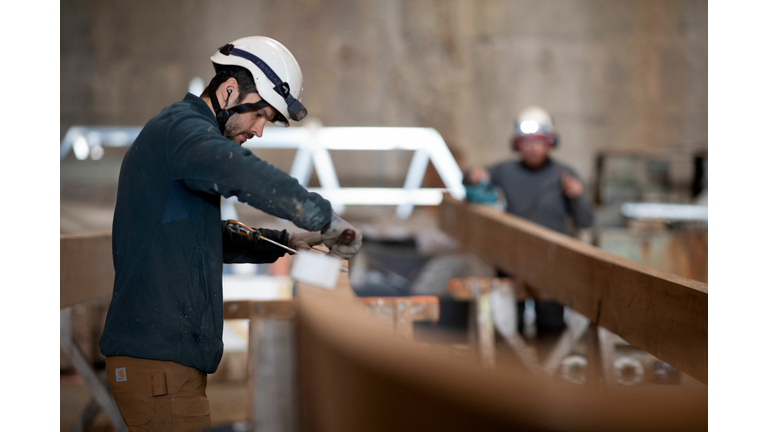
[60,126,143,160]
[61,125,466,219]
[619,202,708,222]
[61,308,128,432]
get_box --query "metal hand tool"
[225,219,298,254]
[225,220,354,272]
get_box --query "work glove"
[288,231,323,252]
[321,213,363,260]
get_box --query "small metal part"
[226,220,257,238]
[614,356,644,386]
[225,219,355,263]
[560,355,588,384]
[257,235,298,254]
[226,219,297,254]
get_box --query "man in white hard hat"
[99,36,362,431]
[465,106,593,336]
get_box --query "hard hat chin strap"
[208,85,270,134]
[218,44,308,122]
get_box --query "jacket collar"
[183,93,217,125]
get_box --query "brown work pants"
[106,356,211,432]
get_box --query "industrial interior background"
[59,1,710,431]
[61,0,707,194]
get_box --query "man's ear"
[221,77,239,104]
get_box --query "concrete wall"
[61,0,707,188]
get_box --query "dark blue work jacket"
[99,93,331,373]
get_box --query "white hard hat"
[211,36,306,127]
[512,106,558,150]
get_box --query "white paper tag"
[290,251,342,290]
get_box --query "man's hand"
[561,172,584,199]
[288,231,323,253]
[321,213,363,260]
[467,166,491,185]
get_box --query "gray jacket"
[485,158,593,234]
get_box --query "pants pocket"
[170,369,210,419]
[106,357,158,427]
[151,373,168,396]
[111,390,156,427]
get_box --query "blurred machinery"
[464,181,500,205]
[592,150,708,283]
[557,339,682,387]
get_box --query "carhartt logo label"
[116,367,127,382]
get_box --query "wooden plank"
[438,196,708,384]
[233,302,297,430]
[394,299,415,340]
[358,296,440,324]
[449,277,494,300]
[295,282,707,432]
[223,300,296,320]
[61,232,115,309]
[249,318,298,432]
[399,296,440,323]
[598,228,708,283]
[451,278,540,371]
[299,256,441,340]
[449,277,532,301]
[476,291,495,367]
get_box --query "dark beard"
[223,118,242,142]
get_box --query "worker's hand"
[288,231,323,253]
[467,166,491,184]
[561,172,584,199]
[321,213,363,260]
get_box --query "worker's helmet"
[210,36,306,127]
[511,106,558,151]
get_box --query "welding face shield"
[210,36,307,128]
